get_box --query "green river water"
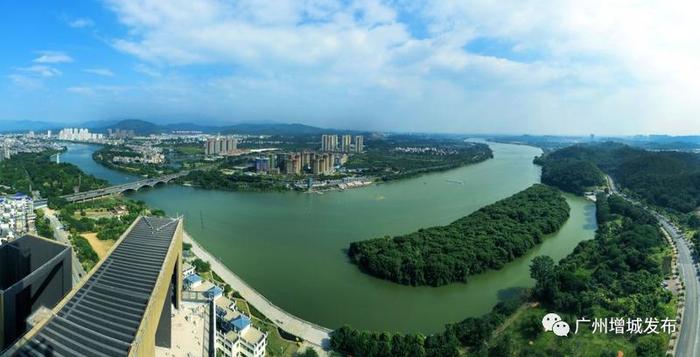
[61,142,596,334]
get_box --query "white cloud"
[83,68,115,77]
[67,85,131,96]
[33,51,73,64]
[67,86,96,95]
[20,65,62,77]
[134,63,161,77]
[8,74,43,90]
[98,0,700,134]
[69,18,94,28]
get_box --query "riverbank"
[63,141,596,333]
[182,231,332,349]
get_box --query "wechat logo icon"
[542,313,570,337]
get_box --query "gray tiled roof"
[14,216,179,357]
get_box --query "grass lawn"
[176,145,204,155]
[72,208,115,220]
[503,306,641,356]
[235,296,300,357]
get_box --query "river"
[60,142,596,334]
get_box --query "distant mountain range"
[0,120,63,132]
[0,118,339,135]
[90,119,333,136]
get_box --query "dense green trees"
[531,194,670,319]
[535,156,605,194]
[69,232,99,271]
[178,169,290,192]
[330,297,522,357]
[193,258,211,273]
[34,210,53,239]
[295,348,319,357]
[537,142,700,212]
[58,198,151,240]
[345,141,492,181]
[348,184,570,286]
[0,151,107,206]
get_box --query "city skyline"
[2,1,700,136]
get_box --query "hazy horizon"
[2,1,700,136]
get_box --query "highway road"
[607,175,699,356]
[42,208,86,286]
[660,215,698,356]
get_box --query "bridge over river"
[61,171,189,203]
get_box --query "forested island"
[345,139,492,181]
[332,190,673,357]
[0,151,108,206]
[535,142,700,212]
[348,184,570,286]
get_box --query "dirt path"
[82,232,115,259]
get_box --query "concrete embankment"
[183,232,332,350]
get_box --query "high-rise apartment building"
[57,128,103,142]
[0,144,10,162]
[354,135,364,153]
[254,157,270,172]
[302,151,311,168]
[312,157,321,174]
[321,134,338,152]
[341,135,352,152]
[322,134,362,153]
[204,136,238,156]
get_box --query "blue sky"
[1,0,699,135]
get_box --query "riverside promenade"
[183,232,332,349]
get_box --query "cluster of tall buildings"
[0,142,11,162]
[205,136,238,156]
[57,128,104,142]
[256,151,348,175]
[107,128,135,139]
[321,134,364,153]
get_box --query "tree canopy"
[0,151,108,206]
[532,193,670,319]
[536,142,700,212]
[348,184,570,286]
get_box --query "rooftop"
[231,315,251,331]
[0,235,69,290]
[184,274,201,284]
[13,216,181,357]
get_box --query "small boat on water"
[446,179,464,184]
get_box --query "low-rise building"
[184,274,202,290]
[215,297,267,357]
[205,285,224,301]
[182,262,196,277]
[0,194,35,242]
